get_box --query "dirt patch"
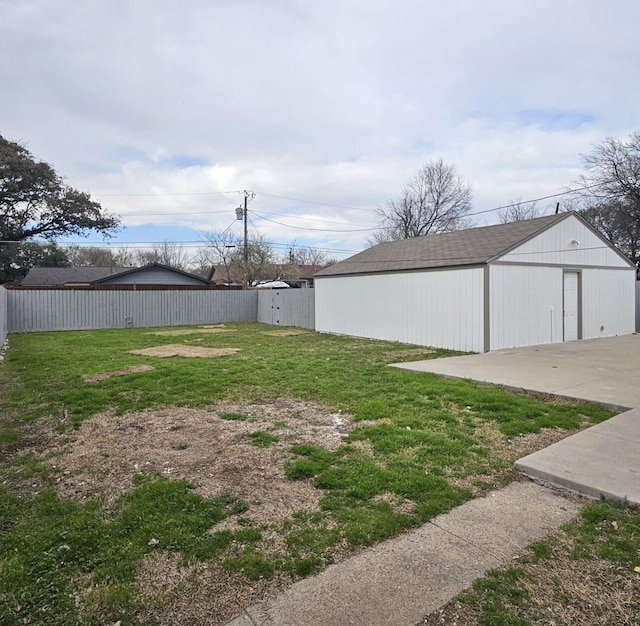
[145,328,236,337]
[423,530,640,626]
[82,365,156,383]
[385,348,435,360]
[374,492,417,516]
[129,345,240,358]
[261,329,311,337]
[445,417,575,496]
[46,400,353,528]
[134,552,287,626]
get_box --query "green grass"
[0,323,615,624]
[219,411,250,421]
[249,431,280,447]
[434,501,640,625]
[0,477,252,625]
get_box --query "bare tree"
[576,131,640,265]
[198,229,240,281]
[112,246,136,267]
[498,199,541,223]
[580,200,640,265]
[282,241,327,266]
[66,245,114,267]
[373,158,472,243]
[579,131,640,206]
[228,233,275,285]
[135,241,191,270]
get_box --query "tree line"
[2,130,640,284]
[373,132,640,266]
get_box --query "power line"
[464,183,604,218]
[253,191,374,213]
[95,190,241,197]
[101,181,605,225]
[123,209,232,217]
[314,244,617,266]
[39,238,360,254]
[253,210,373,228]
[253,211,380,233]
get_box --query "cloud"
[2,0,639,256]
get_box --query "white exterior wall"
[490,265,636,350]
[500,215,629,267]
[315,268,484,352]
[489,215,635,350]
[489,265,563,350]
[581,269,635,339]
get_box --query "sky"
[2,0,639,262]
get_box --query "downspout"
[483,264,491,352]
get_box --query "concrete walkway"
[392,334,640,506]
[224,335,639,626]
[226,482,579,626]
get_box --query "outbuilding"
[314,212,636,352]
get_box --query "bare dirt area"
[261,329,311,337]
[145,328,236,337]
[46,400,353,528]
[423,529,640,626]
[444,416,578,496]
[385,347,435,360]
[82,365,156,383]
[129,345,241,358]
[134,551,287,626]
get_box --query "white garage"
[315,212,636,352]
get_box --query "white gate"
[563,271,579,341]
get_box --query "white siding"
[498,214,630,267]
[0,286,7,346]
[315,268,484,352]
[490,265,563,350]
[489,265,636,350]
[103,267,207,285]
[582,269,635,339]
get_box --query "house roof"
[315,213,576,277]
[273,264,325,279]
[21,266,131,286]
[209,264,326,283]
[94,263,212,284]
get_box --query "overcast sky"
[2,0,639,260]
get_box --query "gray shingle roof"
[21,266,131,286]
[315,213,571,277]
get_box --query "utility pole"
[236,190,255,290]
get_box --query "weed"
[219,412,250,421]
[249,431,280,448]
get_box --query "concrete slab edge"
[390,365,632,413]
[515,466,640,507]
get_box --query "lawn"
[0,323,615,625]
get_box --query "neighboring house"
[21,263,213,287]
[21,266,132,286]
[274,264,325,288]
[94,263,212,286]
[208,264,241,286]
[208,264,325,288]
[314,212,636,353]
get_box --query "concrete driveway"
[392,334,640,505]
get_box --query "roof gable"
[495,212,635,268]
[21,266,130,286]
[315,213,571,277]
[95,263,212,285]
